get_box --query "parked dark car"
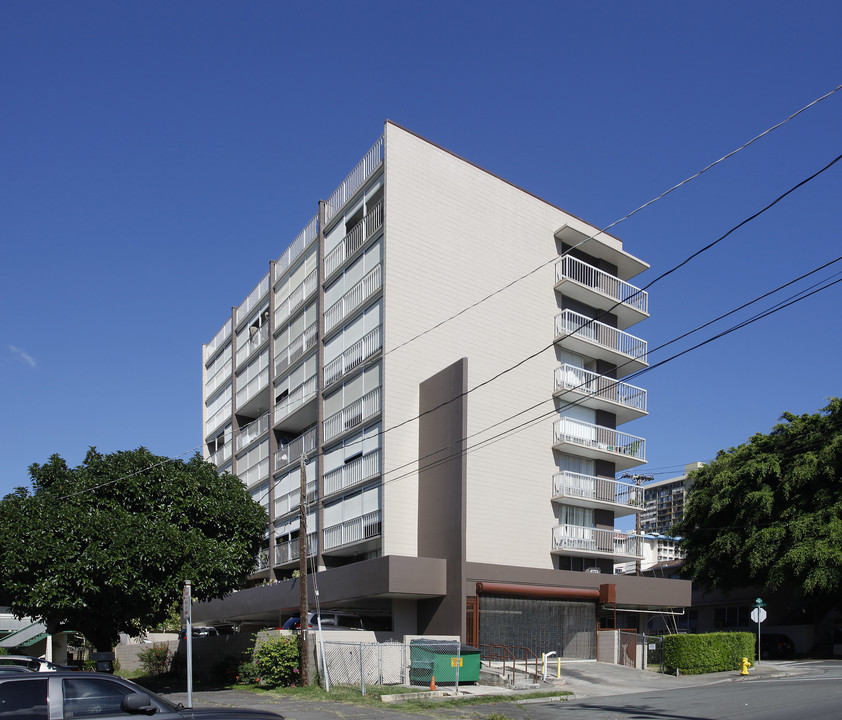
[0,671,284,718]
[758,633,796,659]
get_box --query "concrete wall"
[382,121,630,569]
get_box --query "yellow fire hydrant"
[739,657,751,676]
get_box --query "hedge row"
[662,632,755,675]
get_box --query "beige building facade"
[198,122,690,655]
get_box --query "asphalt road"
[519,661,842,720]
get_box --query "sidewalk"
[159,660,805,719]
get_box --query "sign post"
[183,580,193,708]
[751,597,766,665]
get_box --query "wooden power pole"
[298,451,309,685]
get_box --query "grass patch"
[246,684,570,710]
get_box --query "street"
[520,661,842,720]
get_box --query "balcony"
[236,273,270,326]
[551,524,642,561]
[324,136,384,224]
[274,480,317,519]
[208,443,232,467]
[552,417,645,471]
[324,448,381,497]
[275,322,318,378]
[236,323,269,368]
[255,548,271,571]
[555,255,648,329]
[554,309,648,376]
[275,427,317,472]
[275,268,318,328]
[553,364,647,423]
[323,387,382,444]
[273,376,318,433]
[323,509,382,554]
[205,356,232,398]
[274,533,318,567]
[204,318,232,365]
[275,214,318,282]
[324,265,382,335]
[324,326,382,389]
[324,200,384,281]
[236,415,269,452]
[551,471,642,518]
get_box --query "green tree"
[0,447,267,653]
[675,398,842,598]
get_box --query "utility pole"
[299,451,309,685]
[621,473,653,576]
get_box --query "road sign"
[751,607,767,623]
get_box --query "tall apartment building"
[640,462,704,536]
[197,122,689,656]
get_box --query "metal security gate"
[478,594,597,659]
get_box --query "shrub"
[211,655,241,685]
[252,635,300,687]
[137,642,173,676]
[236,660,261,685]
[663,632,755,674]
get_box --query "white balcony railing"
[324,448,381,497]
[324,200,384,279]
[274,533,317,565]
[554,364,647,413]
[236,273,270,326]
[205,399,232,437]
[209,442,232,467]
[204,318,232,363]
[555,255,648,315]
[554,309,648,365]
[275,322,318,377]
[235,367,269,409]
[236,414,269,452]
[324,265,382,334]
[323,509,382,551]
[205,355,232,397]
[275,268,318,328]
[255,548,271,571]
[274,376,318,424]
[552,471,642,507]
[236,322,269,367]
[325,137,384,223]
[275,214,319,282]
[324,326,382,388]
[323,387,382,443]
[553,417,645,462]
[551,524,642,557]
[273,481,317,518]
[275,427,318,471]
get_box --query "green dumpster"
[409,639,481,685]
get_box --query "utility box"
[409,639,481,685]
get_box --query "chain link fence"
[320,640,471,695]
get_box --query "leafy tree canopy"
[674,398,842,599]
[0,447,268,652]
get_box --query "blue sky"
[2,1,840,499]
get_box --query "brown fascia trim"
[383,119,624,246]
[476,581,601,602]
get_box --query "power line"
[383,83,842,357]
[43,91,842,509]
[373,268,842,493]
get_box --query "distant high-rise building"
[640,462,704,536]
